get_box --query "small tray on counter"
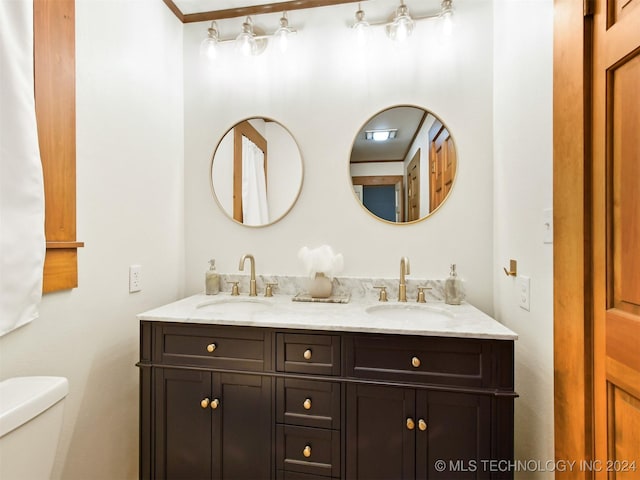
[292,293,350,304]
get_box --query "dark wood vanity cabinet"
[138,321,515,480]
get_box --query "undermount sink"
[196,297,274,315]
[365,303,454,321]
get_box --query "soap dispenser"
[444,264,465,305]
[205,259,220,295]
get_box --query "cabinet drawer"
[277,425,340,478]
[155,324,267,371]
[347,334,492,387]
[277,333,341,376]
[277,378,341,429]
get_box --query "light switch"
[518,275,530,311]
[543,208,553,244]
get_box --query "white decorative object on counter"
[298,245,344,298]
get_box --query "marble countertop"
[138,293,518,341]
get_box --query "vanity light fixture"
[199,12,298,61]
[235,16,260,56]
[351,0,454,44]
[273,12,297,53]
[199,21,219,59]
[365,129,398,142]
[351,3,370,46]
[439,0,455,36]
[386,1,414,42]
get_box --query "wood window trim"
[34,0,84,293]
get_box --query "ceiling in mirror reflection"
[351,106,426,164]
[350,106,457,224]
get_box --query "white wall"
[184,0,496,314]
[493,0,554,476]
[0,0,554,478]
[0,1,184,479]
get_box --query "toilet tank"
[0,376,69,479]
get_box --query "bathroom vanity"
[137,293,517,480]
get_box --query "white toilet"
[0,376,69,479]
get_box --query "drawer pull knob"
[303,398,312,410]
[303,349,312,360]
[411,356,421,368]
[207,343,217,353]
[211,398,220,410]
[406,418,415,430]
[201,398,210,409]
[418,419,427,431]
[303,445,312,458]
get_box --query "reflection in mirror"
[350,106,457,223]
[211,117,303,227]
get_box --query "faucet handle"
[373,286,388,302]
[227,281,240,296]
[416,286,432,303]
[264,282,278,297]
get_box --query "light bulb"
[440,0,454,36]
[274,13,294,53]
[387,3,414,42]
[352,5,370,47]
[236,17,257,56]
[199,22,219,60]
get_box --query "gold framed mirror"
[350,105,457,224]
[210,117,303,227]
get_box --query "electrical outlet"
[518,275,530,311]
[129,264,142,293]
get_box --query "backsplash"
[217,274,447,303]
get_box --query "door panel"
[213,373,271,480]
[155,368,212,480]
[416,391,491,480]
[593,0,640,474]
[345,384,415,480]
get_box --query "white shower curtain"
[241,135,269,225]
[0,0,46,336]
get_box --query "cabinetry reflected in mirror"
[350,106,457,224]
[210,117,303,227]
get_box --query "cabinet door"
[154,368,213,480]
[416,391,491,480]
[346,384,415,480]
[212,373,272,480]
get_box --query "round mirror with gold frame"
[210,117,303,227]
[349,105,457,224]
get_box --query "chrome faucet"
[399,256,410,302]
[239,254,257,296]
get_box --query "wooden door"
[429,123,456,212]
[592,0,640,474]
[345,384,415,479]
[415,391,491,480]
[212,373,272,480]
[154,368,213,480]
[554,1,640,474]
[407,150,420,222]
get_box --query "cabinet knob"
[210,398,220,409]
[411,356,421,368]
[303,398,312,410]
[418,419,427,431]
[303,445,312,458]
[201,398,210,409]
[207,343,217,353]
[406,418,415,430]
[303,349,312,360]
